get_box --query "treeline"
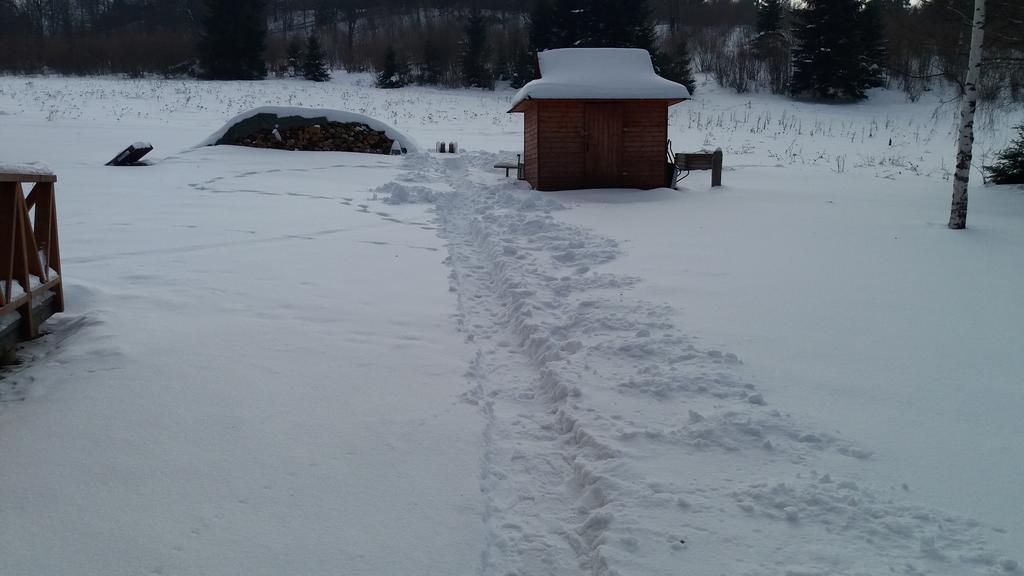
[0,0,1021,102]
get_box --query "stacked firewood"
[234,122,395,154]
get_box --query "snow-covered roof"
[510,48,690,111]
[196,106,420,152]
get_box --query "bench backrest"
[675,152,715,171]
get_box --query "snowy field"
[0,72,1022,576]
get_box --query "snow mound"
[195,106,420,152]
[510,48,691,111]
[371,181,439,205]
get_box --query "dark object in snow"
[669,145,723,188]
[494,154,525,180]
[0,170,64,364]
[219,113,397,154]
[106,143,153,166]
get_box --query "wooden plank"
[0,183,18,306]
[0,173,56,183]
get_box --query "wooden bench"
[673,148,723,188]
[0,169,64,362]
[494,154,525,180]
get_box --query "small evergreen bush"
[985,124,1024,185]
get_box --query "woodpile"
[232,122,395,154]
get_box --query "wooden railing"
[0,170,64,347]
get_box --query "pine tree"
[984,124,1024,185]
[653,37,696,95]
[584,0,656,51]
[287,36,304,77]
[528,0,557,52]
[757,0,784,34]
[510,48,536,89]
[790,0,867,100]
[753,0,791,94]
[859,0,887,88]
[460,10,493,90]
[198,0,268,80]
[302,34,331,82]
[551,0,583,48]
[417,36,443,86]
[378,45,410,88]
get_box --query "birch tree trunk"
[949,0,986,230]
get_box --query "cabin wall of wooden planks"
[523,101,540,186]
[621,102,669,190]
[522,100,671,191]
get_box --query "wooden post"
[712,148,723,187]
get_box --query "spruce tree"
[654,37,696,95]
[584,0,656,51]
[287,36,304,77]
[859,0,887,88]
[985,124,1024,185]
[510,48,536,89]
[302,34,331,82]
[198,0,268,80]
[460,10,493,90]
[757,0,784,34]
[791,0,867,100]
[377,45,409,89]
[417,36,443,86]
[551,0,583,48]
[528,0,557,52]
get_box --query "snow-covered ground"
[0,73,1021,576]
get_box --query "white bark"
[949,0,986,230]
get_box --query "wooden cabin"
[509,48,690,191]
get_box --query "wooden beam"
[0,173,56,183]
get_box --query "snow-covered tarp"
[510,48,691,111]
[195,106,420,152]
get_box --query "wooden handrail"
[0,171,63,344]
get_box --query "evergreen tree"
[302,34,331,82]
[753,0,791,94]
[790,0,867,100]
[377,45,410,88]
[654,37,696,95]
[287,36,304,77]
[510,47,536,89]
[757,0,784,34]
[584,0,656,50]
[528,0,557,52]
[460,10,493,89]
[198,0,268,80]
[551,0,583,48]
[859,0,887,88]
[417,36,443,86]
[985,124,1024,185]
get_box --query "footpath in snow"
[382,151,1022,576]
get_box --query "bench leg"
[712,149,723,187]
